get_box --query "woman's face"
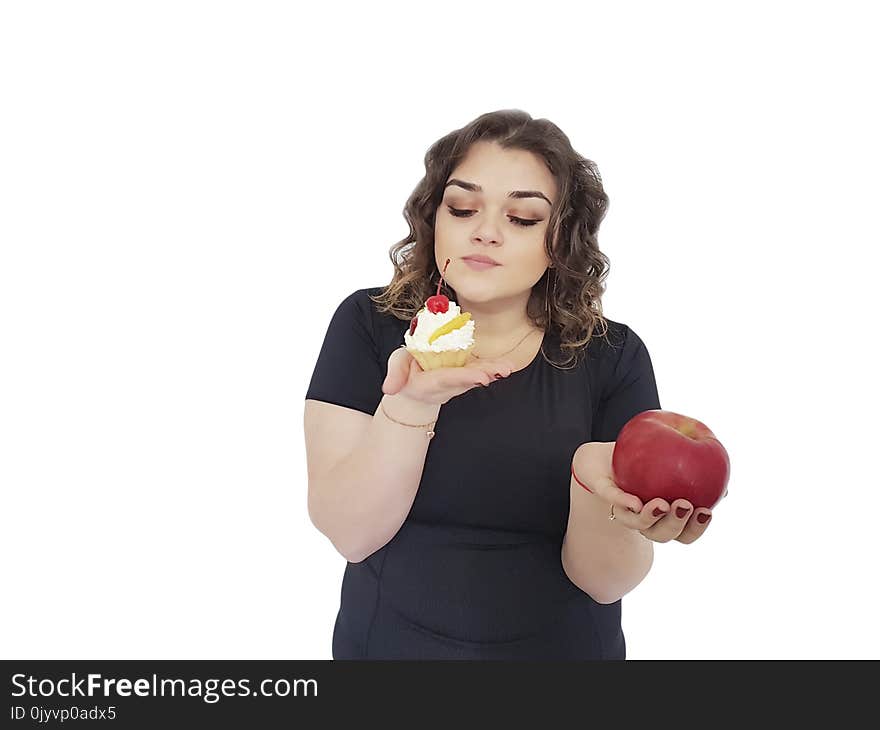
[434,141,557,305]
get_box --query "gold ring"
[609,503,616,521]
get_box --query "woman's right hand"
[381,346,514,406]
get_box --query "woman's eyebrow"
[444,178,552,206]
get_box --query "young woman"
[304,109,714,659]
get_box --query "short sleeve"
[591,326,661,442]
[305,289,385,416]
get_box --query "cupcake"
[404,258,475,370]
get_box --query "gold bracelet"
[379,400,438,440]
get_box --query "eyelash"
[446,206,541,227]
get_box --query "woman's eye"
[446,206,540,227]
[447,206,474,219]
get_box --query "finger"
[480,359,516,378]
[456,367,492,388]
[588,475,643,514]
[382,347,412,395]
[675,507,713,545]
[633,498,672,530]
[462,351,515,372]
[606,497,668,531]
[455,366,502,389]
[639,499,694,543]
[481,363,513,380]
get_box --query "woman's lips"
[463,258,500,271]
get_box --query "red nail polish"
[494,373,503,379]
[697,513,711,524]
[675,507,689,519]
[652,507,667,517]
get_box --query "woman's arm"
[305,392,441,564]
[561,442,654,604]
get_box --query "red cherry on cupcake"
[426,258,452,314]
[426,295,449,314]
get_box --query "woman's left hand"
[571,441,720,545]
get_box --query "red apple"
[611,409,730,510]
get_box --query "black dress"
[305,287,661,660]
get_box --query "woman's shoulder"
[553,317,630,361]
[331,286,408,362]
[549,317,641,378]
[579,317,654,383]
[585,317,631,353]
[344,285,406,329]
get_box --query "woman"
[304,109,714,659]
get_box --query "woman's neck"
[454,291,542,350]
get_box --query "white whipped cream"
[403,301,476,352]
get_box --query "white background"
[2,0,877,660]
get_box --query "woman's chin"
[451,284,496,304]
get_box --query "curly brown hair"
[369,108,613,369]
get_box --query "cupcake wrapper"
[406,343,474,370]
